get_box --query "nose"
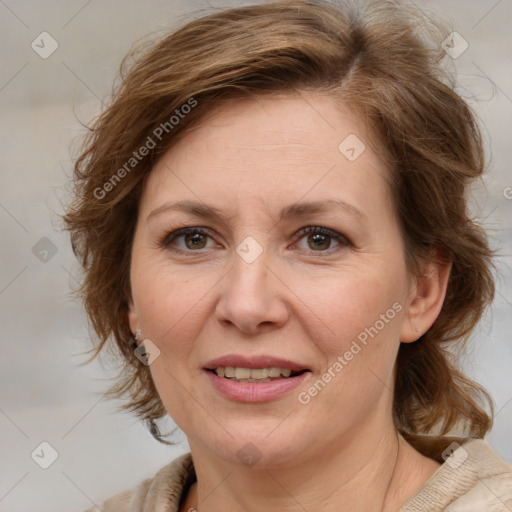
[214,246,289,335]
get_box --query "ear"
[399,256,452,343]
[127,299,140,340]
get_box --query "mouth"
[204,358,311,402]
[207,366,310,383]
[203,354,312,397]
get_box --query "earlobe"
[400,258,452,343]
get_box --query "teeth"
[250,368,268,379]
[268,367,281,378]
[235,367,251,379]
[213,366,299,380]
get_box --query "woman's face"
[128,92,420,467]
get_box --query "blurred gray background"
[0,1,511,511]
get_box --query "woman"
[64,1,512,511]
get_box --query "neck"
[185,423,428,512]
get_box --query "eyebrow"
[147,199,366,224]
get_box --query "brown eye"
[295,226,349,253]
[307,232,331,250]
[161,227,215,252]
[183,232,208,250]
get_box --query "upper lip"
[204,354,310,372]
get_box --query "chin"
[205,422,312,470]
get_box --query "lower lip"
[205,370,310,402]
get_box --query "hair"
[63,0,496,448]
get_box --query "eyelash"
[158,225,350,256]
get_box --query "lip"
[203,354,309,372]
[205,369,310,403]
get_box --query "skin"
[128,91,451,512]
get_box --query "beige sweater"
[84,437,512,511]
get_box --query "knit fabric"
[83,437,512,512]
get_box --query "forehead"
[140,92,392,219]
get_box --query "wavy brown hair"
[63,0,495,446]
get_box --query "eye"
[159,227,217,252]
[158,225,350,255]
[293,226,350,253]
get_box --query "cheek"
[135,269,214,428]
[131,256,217,345]
[290,268,405,357]
[148,360,201,434]
[296,275,404,415]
